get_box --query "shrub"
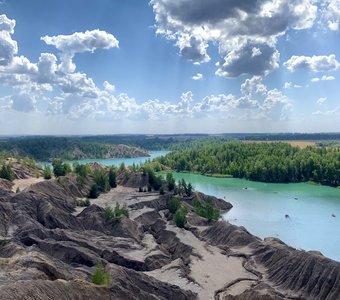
[43,165,52,179]
[92,264,111,287]
[16,187,20,193]
[166,173,176,191]
[52,159,69,177]
[167,197,181,214]
[0,164,14,181]
[89,184,99,199]
[104,207,114,220]
[93,169,110,192]
[159,186,164,195]
[194,201,220,221]
[114,203,129,218]
[174,207,187,228]
[77,199,90,207]
[109,167,117,188]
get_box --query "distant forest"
[0,137,148,161]
[156,142,340,187]
[0,133,339,165]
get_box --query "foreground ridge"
[0,171,339,300]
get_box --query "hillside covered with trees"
[0,137,149,161]
[156,142,340,187]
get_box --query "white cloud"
[192,73,203,80]
[311,75,336,82]
[41,29,119,73]
[323,0,340,31]
[284,54,340,72]
[0,14,18,66]
[103,81,115,93]
[317,97,327,105]
[151,0,317,77]
[284,82,302,89]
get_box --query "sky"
[0,0,339,134]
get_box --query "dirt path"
[12,177,45,193]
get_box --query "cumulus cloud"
[192,73,203,80]
[103,81,115,93]
[311,75,336,82]
[317,97,327,105]
[323,0,340,31]
[284,54,340,72]
[41,29,119,72]
[151,0,318,77]
[0,14,18,66]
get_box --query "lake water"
[39,151,169,167]
[170,172,340,262]
[41,151,340,261]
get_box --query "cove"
[170,172,340,262]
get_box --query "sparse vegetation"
[92,264,112,287]
[76,198,90,207]
[174,207,187,228]
[167,197,181,214]
[0,164,14,181]
[43,165,52,179]
[194,200,220,221]
[52,159,71,177]
[89,184,99,199]
[114,203,129,218]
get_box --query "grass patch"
[92,264,111,287]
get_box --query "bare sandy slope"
[12,177,45,193]
[78,187,258,300]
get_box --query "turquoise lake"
[42,152,340,261]
[170,172,340,262]
[39,151,169,167]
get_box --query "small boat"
[332,214,336,218]
[285,214,290,219]
[294,197,298,200]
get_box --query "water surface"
[170,172,340,261]
[39,150,169,167]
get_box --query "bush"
[166,173,176,191]
[94,169,110,192]
[0,164,14,181]
[109,167,117,188]
[77,199,90,207]
[167,197,181,214]
[174,207,187,228]
[194,201,220,221]
[89,184,99,199]
[104,207,114,220]
[114,203,129,218]
[52,159,69,177]
[43,165,52,179]
[159,186,164,195]
[92,264,111,287]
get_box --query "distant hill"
[0,137,149,161]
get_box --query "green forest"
[156,142,340,186]
[0,137,147,161]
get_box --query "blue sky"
[0,0,339,134]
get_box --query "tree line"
[156,142,340,186]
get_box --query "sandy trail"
[12,177,45,193]
[73,186,258,299]
[153,223,257,299]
